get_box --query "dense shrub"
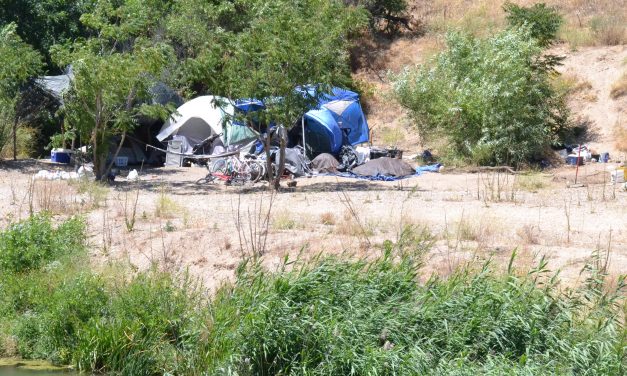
[13,273,107,363]
[393,28,567,167]
[345,0,409,33]
[73,271,207,375]
[503,2,563,47]
[0,214,85,273]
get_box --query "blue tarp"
[233,98,265,113]
[296,85,360,109]
[322,164,442,181]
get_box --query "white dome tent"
[157,95,234,147]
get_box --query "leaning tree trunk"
[273,126,286,190]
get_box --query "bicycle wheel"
[210,158,227,174]
[247,160,265,183]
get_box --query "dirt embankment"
[1,160,625,292]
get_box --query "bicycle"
[196,155,266,186]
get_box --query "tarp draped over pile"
[311,153,340,173]
[351,157,415,177]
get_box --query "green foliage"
[0,217,624,374]
[13,273,107,363]
[168,0,367,126]
[74,271,206,374]
[503,2,563,47]
[0,0,94,71]
[53,33,174,179]
[0,214,85,273]
[393,28,566,167]
[346,0,409,33]
[203,250,625,375]
[0,23,43,156]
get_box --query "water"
[0,368,75,376]
[0,360,77,376]
[0,369,73,375]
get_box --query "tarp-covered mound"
[352,157,414,177]
[311,153,340,173]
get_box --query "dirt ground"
[1,159,625,291]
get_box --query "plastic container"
[114,156,128,167]
[611,169,625,183]
[566,156,584,166]
[50,148,73,164]
[600,153,610,163]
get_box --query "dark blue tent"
[321,99,369,146]
[300,87,369,154]
[303,109,344,154]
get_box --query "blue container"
[51,149,72,164]
[566,156,584,166]
[600,153,609,163]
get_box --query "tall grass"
[204,249,625,375]
[0,215,625,375]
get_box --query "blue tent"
[301,87,369,153]
[304,109,344,154]
[321,99,369,146]
[231,86,369,155]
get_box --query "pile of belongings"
[311,145,436,181]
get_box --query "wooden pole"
[574,145,582,184]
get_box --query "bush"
[14,273,107,363]
[347,0,409,33]
[0,214,86,273]
[503,2,563,47]
[393,28,566,167]
[590,15,627,46]
[74,271,206,375]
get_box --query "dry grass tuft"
[610,72,627,99]
[516,224,540,245]
[320,212,336,226]
[33,180,81,214]
[613,120,627,153]
[515,173,550,192]
[272,211,300,230]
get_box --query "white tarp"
[157,96,234,147]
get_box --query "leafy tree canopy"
[503,2,563,47]
[0,0,94,72]
[0,23,43,157]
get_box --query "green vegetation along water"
[1,215,625,374]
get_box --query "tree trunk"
[264,132,273,185]
[12,115,19,161]
[103,131,126,179]
[273,125,286,190]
